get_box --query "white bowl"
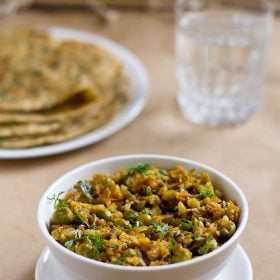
[37,154,248,280]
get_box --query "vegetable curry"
[49,164,240,266]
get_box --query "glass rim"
[175,0,275,14]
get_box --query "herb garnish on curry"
[48,164,240,266]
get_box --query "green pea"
[137,214,152,225]
[75,242,94,258]
[50,207,74,225]
[123,210,137,219]
[114,218,132,229]
[123,248,137,257]
[146,247,160,261]
[96,209,112,221]
[171,247,192,263]
[220,221,236,238]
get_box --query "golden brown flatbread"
[0,122,62,138]
[0,28,129,148]
[0,89,113,124]
[0,28,124,112]
[0,102,121,149]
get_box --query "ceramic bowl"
[37,154,248,280]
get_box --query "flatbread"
[0,28,129,148]
[0,102,122,148]
[0,122,61,137]
[0,28,124,112]
[0,73,127,124]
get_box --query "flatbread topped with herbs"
[0,29,124,112]
[0,28,128,148]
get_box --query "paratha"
[0,28,129,148]
[0,71,127,124]
[0,101,122,148]
[0,28,125,112]
[0,122,61,138]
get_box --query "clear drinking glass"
[175,0,273,126]
[0,0,31,17]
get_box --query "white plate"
[35,244,253,280]
[0,27,148,159]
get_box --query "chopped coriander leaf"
[55,199,68,209]
[64,240,74,249]
[47,192,68,209]
[87,236,104,250]
[159,169,168,176]
[169,238,177,254]
[76,212,86,224]
[141,207,151,215]
[198,235,217,255]
[111,258,127,266]
[143,186,153,196]
[199,186,214,198]
[127,163,151,175]
[180,219,194,231]
[161,224,169,237]
[74,229,82,239]
[77,180,93,200]
[128,217,138,227]
[126,211,138,227]
[107,243,118,249]
[153,222,169,238]
[90,214,97,229]
[194,237,204,242]
[86,236,104,259]
[135,221,143,227]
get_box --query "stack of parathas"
[0,28,128,149]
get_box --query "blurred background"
[0,0,279,10]
[1,0,278,22]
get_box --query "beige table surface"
[0,8,279,280]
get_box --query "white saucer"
[35,244,253,280]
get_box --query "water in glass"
[176,10,272,125]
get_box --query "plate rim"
[0,26,149,159]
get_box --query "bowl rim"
[37,154,248,271]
